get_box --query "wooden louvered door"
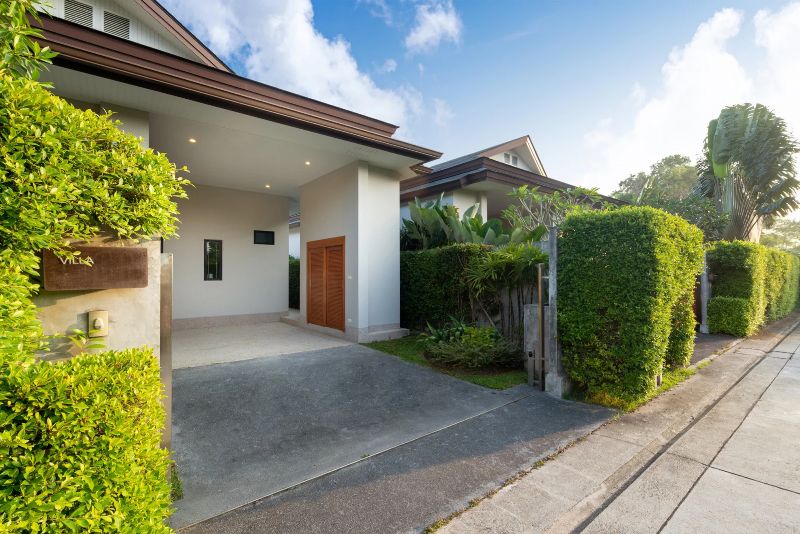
[306,236,345,331]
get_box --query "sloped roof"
[132,0,232,72]
[429,135,547,176]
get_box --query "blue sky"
[163,0,800,194]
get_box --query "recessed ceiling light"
[304,161,311,166]
[264,184,271,189]
[188,138,197,143]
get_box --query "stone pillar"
[699,253,710,334]
[545,226,570,397]
[160,253,173,450]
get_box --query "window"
[104,11,130,40]
[253,230,275,245]
[64,0,93,27]
[504,152,519,167]
[204,240,222,281]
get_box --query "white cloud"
[405,1,463,54]
[433,98,454,127]
[582,3,800,193]
[379,58,398,73]
[359,0,394,26]
[162,0,419,128]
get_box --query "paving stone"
[662,468,800,534]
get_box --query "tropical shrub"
[1,5,188,529]
[706,241,799,336]
[464,243,548,347]
[559,207,704,404]
[400,243,487,330]
[422,322,520,369]
[0,349,172,532]
[401,194,540,251]
[503,185,608,232]
[289,255,300,309]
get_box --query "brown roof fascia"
[132,0,232,72]
[400,157,621,203]
[34,16,442,162]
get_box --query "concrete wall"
[163,185,289,322]
[299,161,402,340]
[34,238,162,357]
[366,166,401,329]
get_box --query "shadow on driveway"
[172,344,613,532]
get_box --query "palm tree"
[696,103,799,241]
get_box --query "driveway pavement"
[171,344,612,531]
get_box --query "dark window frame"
[253,230,275,245]
[203,239,222,281]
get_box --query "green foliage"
[288,255,300,309]
[0,71,189,356]
[647,196,729,242]
[558,206,704,404]
[464,243,547,346]
[400,243,487,330]
[365,335,527,390]
[503,185,606,232]
[401,194,540,251]
[422,323,520,369]
[0,0,57,80]
[0,348,172,532]
[612,155,698,205]
[0,8,188,529]
[699,103,799,241]
[707,297,753,337]
[761,218,800,255]
[707,241,799,335]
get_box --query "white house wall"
[488,149,534,172]
[163,185,289,322]
[45,0,195,60]
[366,166,401,330]
[300,161,401,341]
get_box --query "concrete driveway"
[170,343,536,528]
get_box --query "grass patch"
[365,335,527,390]
[170,463,183,502]
[577,366,698,412]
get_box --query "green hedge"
[289,256,300,309]
[0,348,172,532]
[707,241,799,336]
[559,207,704,403]
[400,244,488,330]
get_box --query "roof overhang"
[32,15,442,163]
[400,157,620,204]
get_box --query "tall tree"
[760,218,800,254]
[612,155,697,204]
[697,103,799,241]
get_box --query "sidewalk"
[438,315,800,533]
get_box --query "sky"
[161,0,800,195]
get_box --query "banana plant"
[401,194,541,250]
[697,104,799,241]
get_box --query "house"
[401,135,579,221]
[32,0,441,343]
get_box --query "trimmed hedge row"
[707,241,799,336]
[289,255,300,309]
[559,207,704,403]
[400,243,488,330]
[0,348,172,532]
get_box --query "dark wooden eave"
[33,16,442,163]
[401,157,621,203]
[132,0,232,72]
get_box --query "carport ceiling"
[42,65,421,197]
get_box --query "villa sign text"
[42,246,148,291]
